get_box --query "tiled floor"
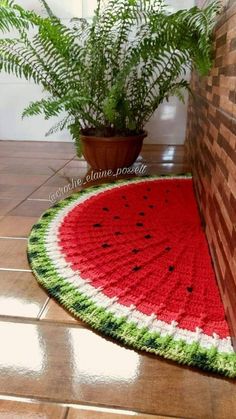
[0,140,235,419]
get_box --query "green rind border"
[27,174,236,378]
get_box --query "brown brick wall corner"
[186,1,236,344]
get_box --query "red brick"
[185,0,236,335]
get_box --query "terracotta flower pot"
[81,132,146,170]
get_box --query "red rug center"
[58,179,229,338]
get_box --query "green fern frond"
[0,0,221,144]
[38,0,57,19]
[45,115,75,137]
[22,93,89,119]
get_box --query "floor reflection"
[69,329,140,383]
[162,147,175,162]
[0,296,40,317]
[0,323,45,374]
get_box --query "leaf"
[0,0,220,142]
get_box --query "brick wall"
[186,1,236,343]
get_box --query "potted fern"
[0,0,220,170]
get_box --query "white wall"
[145,0,194,144]
[0,0,194,143]
[0,0,83,142]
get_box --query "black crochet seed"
[132,248,140,254]
[144,234,152,239]
[147,187,151,191]
[125,204,129,208]
[136,222,143,227]
[102,207,109,211]
[114,231,122,236]
[143,195,148,200]
[93,223,102,227]
[169,265,175,272]
[149,204,154,208]
[122,195,127,200]
[132,265,141,272]
[139,212,145,216]
[102,243,111,248]
[113,216,120,219]
[187,286,193,293]
[165,246,171,251]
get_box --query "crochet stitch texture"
[28,176,236,378]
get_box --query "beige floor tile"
[0,238,29,270]
[40,299,83,325]
[0,141,75,160]
[0,174,49,187]
[0,321,231,418]
[0,271,48,319]
[0,158,69,175]
[146,163,190,175]
[29,186,71,200]
[0,199,24,216]
[0,399,66,418]
[9,200,51,217]
[0,185,37,199]
[67,406,181,418]
[0,216,38,237]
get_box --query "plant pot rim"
[81,131,147,141]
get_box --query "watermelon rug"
[27,175,236,378]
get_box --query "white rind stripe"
[44,178,234,354]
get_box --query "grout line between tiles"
[0,268,32,272]
[0,156,76,160]
[36,297,50,320]
[0,236,28,240]
[0,314,46,323]
[25,156,78,200]
[27,198,51,202]
[0,198,19,200]
[3,156,76,218]
[0,315,84,328]
[0,393,190,418]
[63,406,70,419]
[39,318,84,328]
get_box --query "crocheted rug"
[28,176,236,378]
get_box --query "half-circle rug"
[28,175,236,378]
